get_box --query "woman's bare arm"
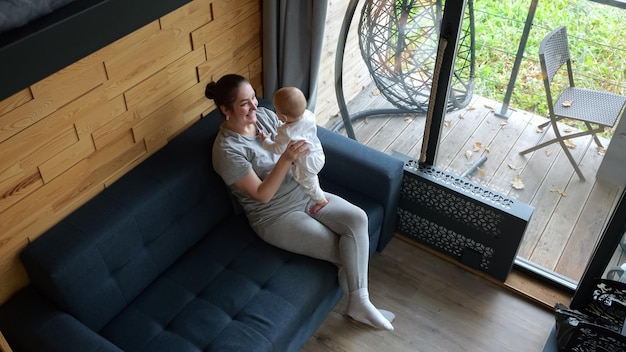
[233,140,307,203]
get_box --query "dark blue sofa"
[0,105,404,352]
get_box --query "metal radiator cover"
[396,159,534,281]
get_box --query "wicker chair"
[333,0,475,139]
[519,26,626,181]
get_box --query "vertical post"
[422,0,466,165]
[494,0,538,119]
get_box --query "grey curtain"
[262,0,328,110]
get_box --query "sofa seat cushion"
[99,215,339,352]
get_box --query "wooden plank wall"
[0,0,263,305]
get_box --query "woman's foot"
[379,309,396,323]
[309,198,329,214]
[346,288,394,331]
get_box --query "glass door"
[572,190,626,307]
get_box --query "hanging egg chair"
[335,0,475,138]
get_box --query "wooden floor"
[301,237,555,352]
[325,86,624,283]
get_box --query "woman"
[206,74,394,331]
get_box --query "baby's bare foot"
[309,198,329,214]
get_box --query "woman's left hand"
[284,140,308,162]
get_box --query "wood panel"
[104,25,193,99]
[0,0,264,305]
[0,88,31,116]
[0,330,13,352]
[125,49,205,119]
[0,93,54,145]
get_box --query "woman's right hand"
[283,140,309,163]
[234,139,309,204]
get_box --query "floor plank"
[302,237,555,352]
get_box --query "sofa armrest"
[0,287,123,352]
[317,127,404,251]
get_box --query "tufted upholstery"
[0,102,404,352]
[99,219,339,351]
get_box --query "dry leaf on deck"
[536,127,544,133]
[372,88,380,96]
[500,121,508,127]
[564,139,576,149]
[508,164,520,170]
[465,150,473,160]
[550,188,567,197]
[545,150,553,156]
[562,99,573,107]
[473,142,483,151]
[598,147,607,156]
[404,116,413,123]
[444,119,451,127]
[485,146,491,153]
[477,166,486,178]
[467,105,476,110]
[511,174,525,190]
[458,114,464,119]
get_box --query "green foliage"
[471,0,626,125]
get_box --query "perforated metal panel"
[395,158,534,281]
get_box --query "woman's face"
[226,82,258,126]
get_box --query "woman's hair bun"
[205,82,217,99]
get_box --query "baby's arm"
[259,130,281,153]
[258,130,271,142]
[263,127,290,154]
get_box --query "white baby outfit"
[262,110,325,202]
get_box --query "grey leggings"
[254,192,369,292]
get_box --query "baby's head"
[273,87,307,123]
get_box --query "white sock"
[379,309,396,323]
[346,288,394,331]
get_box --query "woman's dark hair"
[205,74,248,116]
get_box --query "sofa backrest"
[20,111,233,331]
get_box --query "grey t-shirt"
[212,107,309,228]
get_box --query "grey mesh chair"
[519,26,626,181]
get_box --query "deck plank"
[480,109,543,193]
[529,137,604,270]
[330,87,622,282]
[445,103,506,177]
[365,114,415,152]
[555,179,622,278]
[384,114,427,159]
[522,135,594,268]
[434,98,491,172]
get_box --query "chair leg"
[559,138,585,181]
[519,126,605,155]
[584,122,604,148]
[519,138,556,155]
[538,116,565,129]
[519,120,587,181]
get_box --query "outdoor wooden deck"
[325,85,624,283]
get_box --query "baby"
[260,87,328,213]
